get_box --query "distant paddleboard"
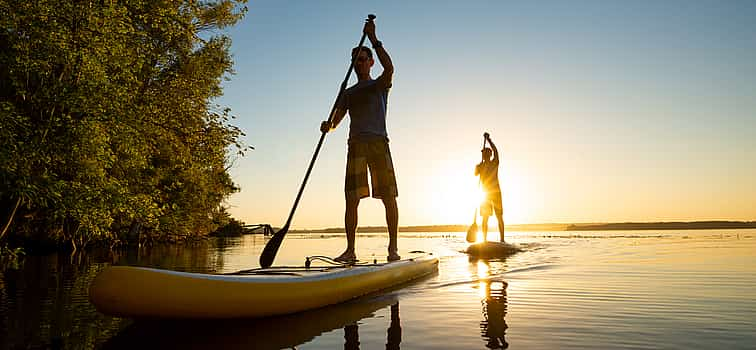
[466,241,521,258]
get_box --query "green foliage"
[210,210,247,237]
[0,0,250,248]
[0,243,24,270]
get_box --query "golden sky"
[221,1,756,228]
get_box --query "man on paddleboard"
[475,132,505,242]
[320,19,399,262]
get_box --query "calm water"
[2,229,755,349]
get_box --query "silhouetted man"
[321,19,398,262]
[475,132,505,242]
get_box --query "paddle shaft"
[476,135,488,214]
[467,135,488,242]
[260,15,376,268]
[283,21,373,229]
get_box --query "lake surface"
[2,229,755,349]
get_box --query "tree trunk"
[127,221,142,245]
[1,197,21,241]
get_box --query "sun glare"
[423,157,537,228]
[428,167,484,225]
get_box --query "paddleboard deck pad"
[89,253,438,319]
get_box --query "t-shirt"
[476,159,501,194]
[338,79,390,142]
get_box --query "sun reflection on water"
[477,260,490,298]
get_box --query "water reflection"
[480,280,508,349]
[472,259,509,349]
[0,239,234,349]
[387,303,402,349]
[6,231,754,349]
[0,251,125,349]
[101,296,400,349]
[344,322,360,349]
[344,302,401,350]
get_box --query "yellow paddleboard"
[89,253,437,319]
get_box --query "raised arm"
[364,20,393,87]
[485,133,499,163]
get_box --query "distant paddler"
[475,132,505,242]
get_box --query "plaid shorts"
[345,138,398,200]
[480,191,503,217]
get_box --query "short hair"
[352,46,373,60]
[481,148,492,157]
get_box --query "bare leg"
[496,213,505,242]
[383,197,400,260]
[482,216,489,242]
[336,197,360,261]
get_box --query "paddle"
[466,208,478,243]
[259,14,377,269]
[466,135,488,243]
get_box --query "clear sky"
[218,0,756,229]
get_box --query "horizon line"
[283,220,756,233]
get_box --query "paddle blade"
[466,222,478,243]
[259,225,289,268]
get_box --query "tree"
[0,0,249,249]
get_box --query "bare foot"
[387,252,401,262]
[334,251,357,263]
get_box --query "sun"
[423,157,536,232]
[427,166,485,225]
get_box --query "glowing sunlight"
[424,159,539,228]
[427,166,485,225]
[477,260,490,298]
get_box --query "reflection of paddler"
[480,280,509,349]
[387,303,402,350]
[343,301,401,350]
[101,295,397,350]
[345,323,360,350]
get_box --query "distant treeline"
[564,221,756,231]
[290,221,756,234]
[290,224,569,233]
[1,1,250,251]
